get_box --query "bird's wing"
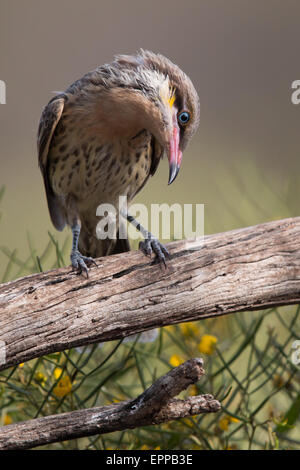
[37,95,66,231]
[149,136,164,178]
[132,136,163,201]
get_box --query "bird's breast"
[48,119,153,213]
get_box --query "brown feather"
[38,50,200,257]
[37,95,66,230]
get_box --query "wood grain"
[0,358,220,450]
[0,217,300,371]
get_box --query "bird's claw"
[139,238,169,268]
[70,250,97,278]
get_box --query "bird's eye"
[178,111,190,125]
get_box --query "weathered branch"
[0,358,220,450]
[0,217,300,371]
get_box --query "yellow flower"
[169,354,184,367]
[3,413,12,425]
[18,363,24,368]
[182,417,194,428]
[189,384,198,396]
[218,417,229,431]
[53,367,63,380]
[34,371,47,385]
[229,416,240,424]
[219,415,239,431]
[53,376,72,398]
[165,325,176,333]
[180,322,200,337]
[198,334,218,355]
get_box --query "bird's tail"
[78,222,130,258]
[78,221,158,344]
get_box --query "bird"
[38,49,200,276]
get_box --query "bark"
[0,217,299,371]
[0,358,221,450]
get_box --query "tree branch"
[0,217,300,370]
[0,358,220,450]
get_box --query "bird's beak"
[168,121,182,185]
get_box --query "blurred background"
[0,1,300,450]
[1,0,300,276]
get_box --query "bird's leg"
[70,222,97,277]
[124,212,170,268]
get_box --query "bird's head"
[84,50,200,185]
[115,50,200,184]
[152,69,200,184]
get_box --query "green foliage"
[0,169,299,450]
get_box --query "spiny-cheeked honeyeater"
[38,49,200,276]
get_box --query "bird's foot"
[70,250,97,278]
[139,238,170,268]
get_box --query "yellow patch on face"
[168,87,176,108]
[160,80,176,109]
